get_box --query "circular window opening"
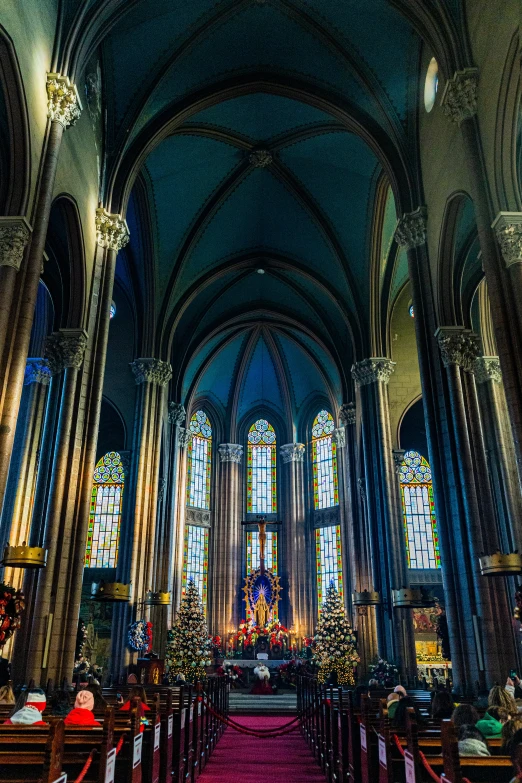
[424,57,439,113]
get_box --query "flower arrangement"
[0,584,25,647]
[313,583,360,686]
[235,619,288,648]
[128,619,153,652]
[209,635,222,656]
[216,662,244,682]
[369,657,399,684]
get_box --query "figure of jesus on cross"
[241,515,282,574]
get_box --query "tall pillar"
[339,403,378,674]
[436,327,517,687]
[171,426,190,617]
[0,218,32,375]
[280,443,311,638]
[26,329,88,684]
[442,71,522,483]
[0,76,81,509]
[352,358,417,677]
[164,403,186,628]
[210,444,243,641]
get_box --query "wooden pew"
[0,719,64,783]
[441,720,514,783]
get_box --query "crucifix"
[241,515,282,574]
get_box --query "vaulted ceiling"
[98,0,424,417]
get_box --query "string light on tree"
[313,581,359,686]
[166,579,211,683]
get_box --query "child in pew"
[458,724,490,756]
[49,687,71,717]
[4,687,47,725]
[65,690,101,726]
[85,683,107,711]
[451,703,479,729]
[120,685,151,731]
[476,706,510,738]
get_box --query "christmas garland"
[128,619,153,652]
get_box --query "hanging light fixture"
[1,543,47,568]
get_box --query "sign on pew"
[52,776,67,783]
[378,735,387,768]
[404,751,415,783]
[360,724,367,751]
[105,748,116,783]
[133,732,143,769]
[154,722,161,751]
[168,715,173,739]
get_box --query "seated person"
[451,704,478,729]
[501,718,522,755]
[120,685,151,717]
[65,690,101,726]
[488,685,517,716]
[431,691,454,722]
[0,683,15,705]
[85,683,107,711]
[476,706,510,738]
[387,692,399,720]
[392,697,424,730]
[49,687,71,717]
[4,688,47,725]
[458,725,490,757]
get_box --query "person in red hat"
[64,689,101,727]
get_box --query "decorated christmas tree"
[313,582,360,685]
[166,579,212,683]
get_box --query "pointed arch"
[399,450,440,569]
[247,418,277,514]
[85,451,125,568]
[186,409,212,510]
[312,409,338,510]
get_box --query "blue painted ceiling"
[103,0,420,419]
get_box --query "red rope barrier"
[74,749,96,783]
[202,701,301,738]
[419,750,442,783]
[392,734,405,758]
[115,734,124,755]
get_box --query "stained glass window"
[247,419,277,513]
[246,531,278,574]
[187,410,212,509]
[315,526,343,609]
[182,525,209,607]
[312,410,338,510]
[85,451,124,568]
[399,450,441,569]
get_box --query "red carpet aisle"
[199,716,326,782]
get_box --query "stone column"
[25,329,88,683]
[164,403,186,628]
[1,359,52,583]
[474,356,522,553]
[0,218,32,371]
[352,358,417,677]
[0,76,81,511]
[209,444,243,641]
[280,442,310,638]
[436,327,517,687]
[339,403,377,673]
[442,71,522,485]
[171,426,190,618]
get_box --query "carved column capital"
[339,402,356,426]
[333,427,346,448]
[249,149,272,167]
[352,358,395,386]
[441,68,479,126]
[392,449,406,475]
[130,358,172,386]
[474,356,502,384]
[492,212,522,268]
[435,327,480,371]
[0,217,32,271]
[95,207,130,251]
[178,427,191,449]
[280,443,305,463]
[46,73,82,128]
[24,358,52,386]
[44,329,88,372]
[394,207,427,250]
[218,443,243,463]
[168,401,186,425]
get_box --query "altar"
[224,659,284,669]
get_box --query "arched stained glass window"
[247,419,277,513]
[312,410,338,509]
[85,451,124,568]
[399,450,441,569]
[187,410,212,510]
[182,525,209,609]
[315,526,343,608]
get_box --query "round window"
[424,57,439,113]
